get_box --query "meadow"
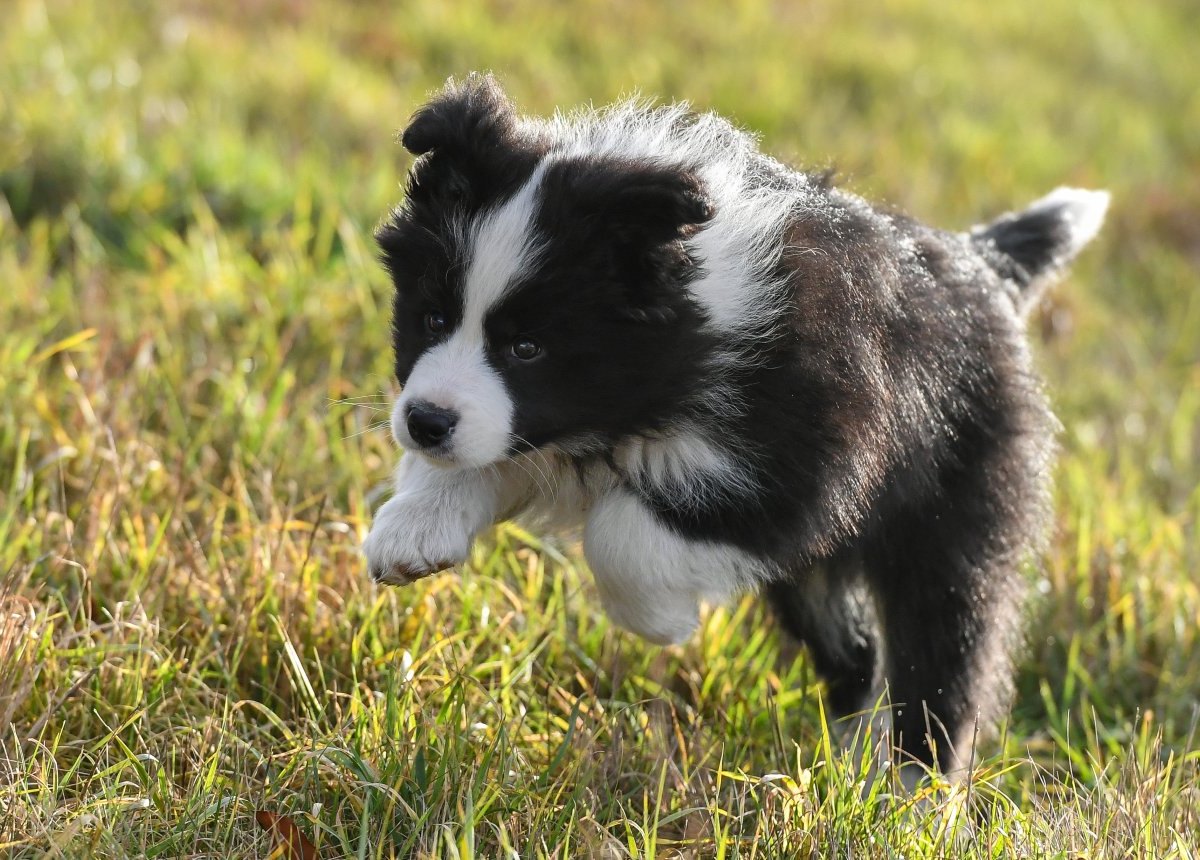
[1,0,1198,856]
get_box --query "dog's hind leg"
[864,448,1032,784]
[765,559,879,717]
[867,551,1021,786]
[765,559,890,772]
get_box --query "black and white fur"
[362,74,1109,783]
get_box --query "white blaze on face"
[392,163,548,468]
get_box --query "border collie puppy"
[363,74,1108,782]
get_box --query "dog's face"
[377,77,717,469]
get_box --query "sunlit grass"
[2,0,1197,856]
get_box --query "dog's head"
[376,75,717,468]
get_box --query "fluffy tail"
[972,187,1110,314]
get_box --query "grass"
[1,0,1198,855]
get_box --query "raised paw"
[369,557,457,586]
[362,493,473,587]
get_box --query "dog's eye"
[511,337,542,361]
[424,310,447,335]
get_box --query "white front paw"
[362,493,473,586]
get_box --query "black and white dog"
[362,74,1108,782]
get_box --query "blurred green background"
[2,0,1198,856]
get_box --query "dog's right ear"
[401,73,519,160]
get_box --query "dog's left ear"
[402,73,520,162]
[556,160,715,246]
[552,160,715,322]
[601,165,715,245]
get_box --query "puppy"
[362,74,1108,782]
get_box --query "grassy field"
[2,0,1198,856]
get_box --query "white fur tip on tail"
[1030,186,1111,258]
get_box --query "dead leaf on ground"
[255,810,317,860]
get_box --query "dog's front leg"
[583,489,766,645]
[363,455,520,585]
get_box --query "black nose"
[406,401,458,448]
